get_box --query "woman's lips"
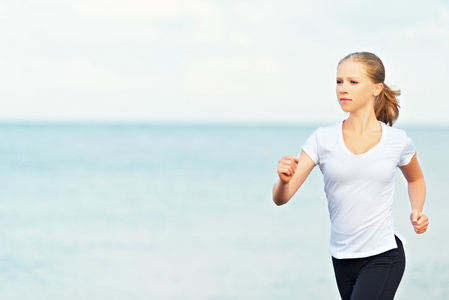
[340,98,351,103]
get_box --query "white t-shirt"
[301,121,415,259]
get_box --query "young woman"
[273,52,429,300]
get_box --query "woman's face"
[336,59,382,113]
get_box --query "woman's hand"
[273,151,315,206]
[277,155,299,183]
[410,210,429,234]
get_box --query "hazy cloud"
[182,55,295,98]
[0,0,448,124]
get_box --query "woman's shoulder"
[382,122,408,137]
[381,123,414,146]
[303,122,341,146]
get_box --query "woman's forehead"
[337,59,368,77]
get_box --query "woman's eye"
[351,81,358,84]
[336,80,342,84]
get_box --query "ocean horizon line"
[0,120,448,130]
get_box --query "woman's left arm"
[399,153,429,234]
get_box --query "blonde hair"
[339,52,401,126]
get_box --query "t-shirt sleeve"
[398,134,416,166]
[301,130,319,165]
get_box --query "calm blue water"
[0,123,447,299]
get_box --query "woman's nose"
[337,84,347,94]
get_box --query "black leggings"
[332,236,406,300]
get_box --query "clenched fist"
[277,155,299,183]
[410,210,429,234]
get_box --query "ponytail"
[374,84,401,126]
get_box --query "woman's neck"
[344,110,379,134]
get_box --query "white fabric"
[301,120,415,259]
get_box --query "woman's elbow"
[273,197,289,206]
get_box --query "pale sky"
[0,0,448,125]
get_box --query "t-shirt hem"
[300,147,318,165]
[398,150,416,166]
[331,243,398,259]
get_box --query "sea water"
[0,123,447,299]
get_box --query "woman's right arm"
[272,150,316,206]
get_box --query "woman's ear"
[374,83,383,97]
